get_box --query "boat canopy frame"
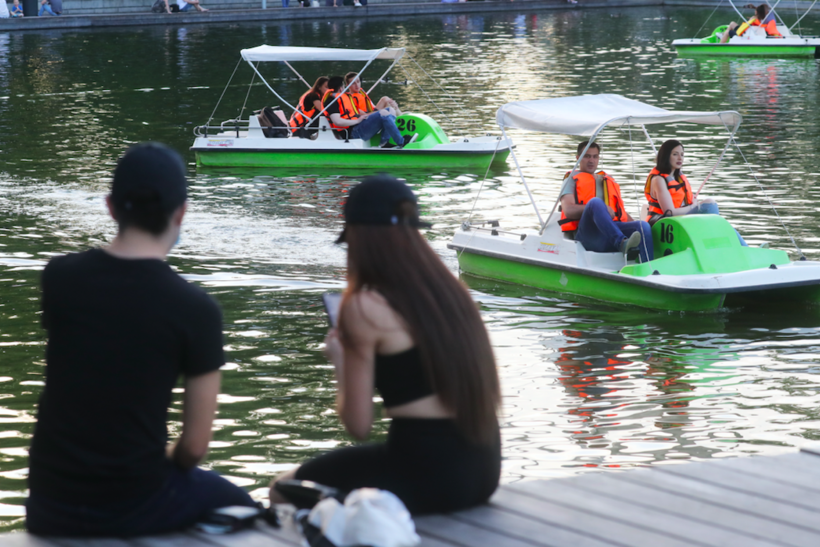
[484,94,804,259]
[201,45,469,138]
[494,94,742,230]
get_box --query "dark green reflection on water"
[2,6,820,531]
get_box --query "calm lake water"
[1,5,820,531]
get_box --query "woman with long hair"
[289,76,330,138]
[269,175,501,514]
[645,139,747,245]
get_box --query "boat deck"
[4,444,820,546]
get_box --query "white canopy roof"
[240,46,405,63]
[496,94,742,136]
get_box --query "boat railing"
[461,221,527,241]
[194,118,251,138]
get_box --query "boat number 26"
[660,223,674,244]
[396,119,416,132]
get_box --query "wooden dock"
[4,445,820,546]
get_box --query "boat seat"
[247,115,266,139]
[575,241,628,269]
[315,117,338,142]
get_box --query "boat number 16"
[396,119,416,132]
[660,223,674,243]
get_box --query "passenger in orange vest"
[289,76,329,139]
[344,71,401,116]
[324,75,408,148]
[645,139,747,246]
[559,141,653,263]
[720,4,782,43]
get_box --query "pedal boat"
[448,94,820,312]
[191,46,511,170]
[673,1,820,58]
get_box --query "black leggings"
[294,418,501,514]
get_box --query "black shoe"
[380,141,399,149]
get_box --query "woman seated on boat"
[720,4,781,43]
[645,139,747,246]
[289,76,329,139]
[344,71,402,116]
[269,175,501,515]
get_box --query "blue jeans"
[576,198,654,263]
[179,2,193,10]
[26,466,255,537]
[282,0,289,6]
[686,201,747,246]
[38,4,57,15]
[351,113,404,146]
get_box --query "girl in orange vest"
[289,76,329,138]
[720,4,782,43]
[645,139,747,245]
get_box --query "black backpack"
[151,0,166,12]
[256,107,289,139]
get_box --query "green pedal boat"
[673,1,820,58]
[448,94,820,312]
[191,46,511,170]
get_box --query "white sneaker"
[354,1,362,6]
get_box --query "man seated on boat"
[559,141,653,263]
[344,71,402,116]
[290,76,329,139]
[323,76,408,149]
[25,143,257,537]
[720,3,782,43]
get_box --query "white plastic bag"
[307,488,420,547]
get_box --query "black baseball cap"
[336,174,431,243]
[111,142,187,212]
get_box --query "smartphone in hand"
[322,292,342,327]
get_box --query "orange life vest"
[322,90,359,130]
[644,168,693,219]
[289,91,318,129]
[558,170,628,232]
[350,90,374,113]
[738,16,781,37]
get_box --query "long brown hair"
[311,76,329,96]
[656,139,683,180]
[339,204,500,445]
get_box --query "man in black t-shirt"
[26,143,256,537]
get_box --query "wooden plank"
[50,538,136,547]
[132,532,217,546]
[416,513,542,547]
[509,477,780,547]
[563,470,816,547]
[417,536,465,547]
[491,485,696,547]
[615,466,820,533]
[450,499,619,547]
[0,534,63,547]
[187,520,301,547]
[656,461,820,512]
[707,455,820,494]
[728,452,820,481]
[799,442,820,457]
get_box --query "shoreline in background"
[2,0,817,32]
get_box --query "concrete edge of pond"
[1,0,818,32]
[0,0,676,32]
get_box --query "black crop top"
[374,347,434,408]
